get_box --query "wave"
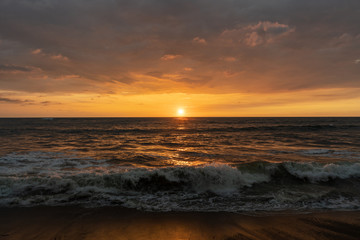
[1,153,360,211]
[1,124,359,136]
[238,161,360,183]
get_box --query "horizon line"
[0,116,360,118]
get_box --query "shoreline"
[1,207,360,240]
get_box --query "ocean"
[1,117,360,212]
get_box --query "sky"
[0,0,359,117]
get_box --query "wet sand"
[0,207,360,240]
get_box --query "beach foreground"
[1,207,359,240]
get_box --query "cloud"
[31,48,69,61]
[146,71,163,78]
[0,96,60,106]
[160,54,181,61]
[50,54,69,61]
[221,21,295,47]
[39,100,59,105]
[0,97,33,104]
[31,48,42,55]
[0,64,32,72]
[193,37,207,44]
[0,0,359,96]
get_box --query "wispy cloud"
[0,64,32,72]
[193,37,207,44]
[31,48,69,61]
[50,54,69,61]
[0,97,33,104]
[31,49,42,55]
[221,21,295,47]
[160,54,181,61]
[0,96,60,106]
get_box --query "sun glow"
[177,108,185,116]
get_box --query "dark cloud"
[0,0,359,94]
[0,96,60,105]
[0,64,32,72]
[0,97,33,104]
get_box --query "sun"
[177,108,185,116]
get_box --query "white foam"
[0,151,110,177]
[284,162,360,182]
[1,151,360,211]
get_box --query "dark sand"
[1,207,360,240]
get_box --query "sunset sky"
[0,0,359,117]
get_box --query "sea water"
[0,117,359,211]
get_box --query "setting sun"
[177,108,185,116]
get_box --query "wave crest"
[1,152,360,211]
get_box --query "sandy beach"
[1,207,359,240]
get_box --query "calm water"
[1,117,360,211]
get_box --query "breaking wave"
[1,152,360,211]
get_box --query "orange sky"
[1,88,359,117]
[0,1,359,117]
